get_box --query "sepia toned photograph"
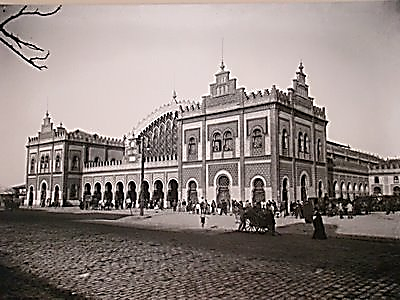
[1,1,400,298]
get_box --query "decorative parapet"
[313,106,326,119]
[243,85,291,107]
[66,130,124,147]
[83,160,136,173]
[27,127,124,147]
[331,159,370,173]
[369,158,400,171]
[180,101,202,117]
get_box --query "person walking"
[200,209,206,228]
[338,202,344,219]
[347,201,353,219]
[312,209,327,240]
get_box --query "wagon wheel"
[258,226,267,234]
[244,219,256,232]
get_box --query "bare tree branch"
[0,36,48,70]
[0,5,61,71]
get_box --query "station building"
[25,62,399,210]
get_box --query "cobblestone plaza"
[0,209,399,299]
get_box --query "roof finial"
[172,89,177,103]
[46,99,49,117]
[172,73,178,103]
[220,37,225,71]
[299,60,304,73]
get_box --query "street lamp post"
[139,136,150,216]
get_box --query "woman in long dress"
[312,210,327,240]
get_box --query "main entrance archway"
[187,180,198,210]
[217,175,230,213]
[252,178,265,204]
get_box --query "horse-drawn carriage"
[239,206,275,233]
[2,195,20,210]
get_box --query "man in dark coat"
[312,210,327,240]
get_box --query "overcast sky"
[1,2,400,187]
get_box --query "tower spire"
[172,73,178,103]
[299,60,304,73]
[46,99,49,117]
[220,37,225,71]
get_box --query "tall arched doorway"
[139,181,150,209]
[104,182,113,208]
[341,182,346,199]
[353,183,358,199]
[40,182,47,207]
[187,180,198,209]
[94,183,102,201]
[347,182,352,200]
[217,175,230,213]
[168,179,178,210]
[393,186,400,196]
[252,178,265,204]
[84,183,91,199]
[115,182,124,209]
[282,178,289,215]
[29,186,34,206]
[318,181,323,198]
[54,185,60,207]
[127,181,137,208]
[334,181,339,199]
[300,174,307,202]
[151,180,164,209]
[359,183,364,196]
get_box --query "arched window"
[72,156,79,170]
[252,128,263,149]
[159,124,165,154]
[40,156,45,171]
[223,131,233,151]
[212,132,222,152]
[152,128,159,157]
[166,120,172,155]
[298,132,303,154]
[394,176,399,184]
[55,155,61,170]
[303,134,309,154]
[45,155,49,169]
[282,129,288,150]
[30,158,35,173]
[188,137,197,156]
[317,139,322,160]
[374,176,379,184]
